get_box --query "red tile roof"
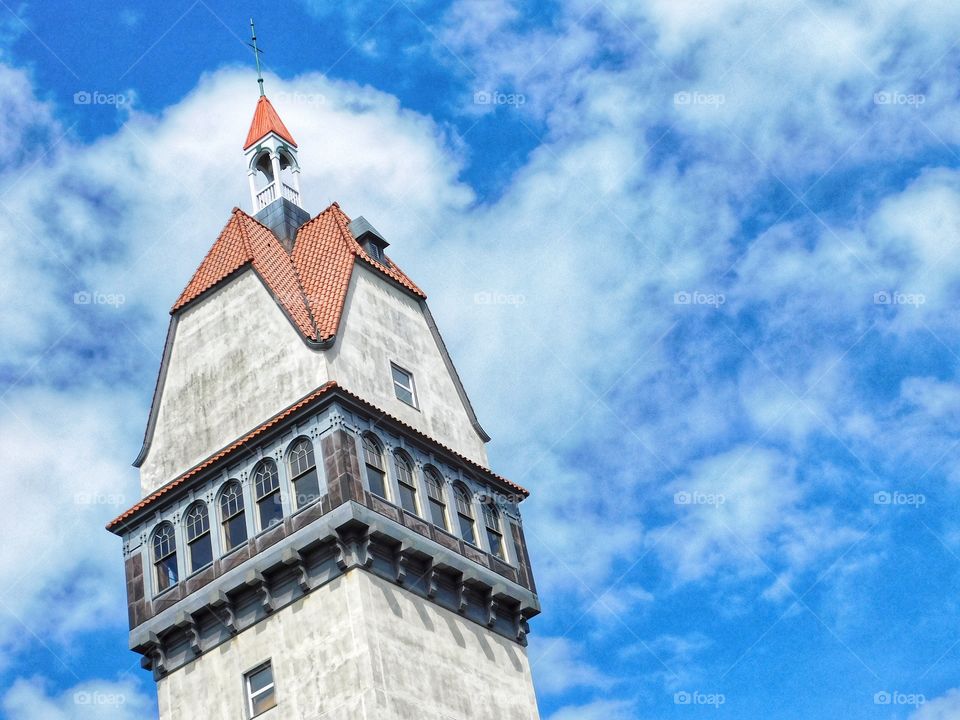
[172,203,424,342]
[106,381,527,533]
[243,95,297,150]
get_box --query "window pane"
[185,503,209,541]
[190,534,213,571]
[254,461,280,500]
[293,469,321,508]
[487,529,504,559]
[399,483,418,514]
[224,512,247,550]
[258,492,283,529]
[391,365,410,387]
[367,466,387,498]
[251,689,276,715]
[248,665,273,694]
[429,498,448,530]
[156,555,178,591]
[395,385,414,406]
[459,514,476,545]
[289,439,315,477]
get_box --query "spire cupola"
[243,20,310,250]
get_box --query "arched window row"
[149,435,324,595]
[148,431,515,596]
[359,431,513,561]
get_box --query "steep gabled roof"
[173,208,318,339]
[172,203,424,344]
[243,95,298,150]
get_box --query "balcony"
[255,181,301,211]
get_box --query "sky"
[2,0,960,718]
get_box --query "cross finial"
[248,18,265,97]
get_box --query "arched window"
[394,450,418,515]
[424,466,449,531]
[219,480,248,551]
[454,483,477,546]
[253,459,283,530]
[152,522,178,592]
[482,499,505,560]
[288,437,320,509]
[362,433,388,499]
[184,502,213,572]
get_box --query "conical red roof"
[243,95,298,150]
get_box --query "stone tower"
[106,87,541,720]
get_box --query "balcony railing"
[255,181,301,211]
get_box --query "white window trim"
[245,661,276,718]
[390,362,419,409]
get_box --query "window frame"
[252,459,284,532]
[286,436,321,510]
[390,363,418,409]
[152,522,179,595]
[362,433,390,500]
[424,466,450,531]
[244,660,277,718]
[453,483,478,546]
[482,500,506,560]
[394,450,419,516]
[219,480,248,552]
[184,501,213,573]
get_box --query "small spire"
[248,18,265,97]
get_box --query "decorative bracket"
[245,569,275,614]
[175,610,201,655]
[208,589,237,635]
[281,547,310,593]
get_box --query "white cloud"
[547,699,637,720]
[528,636,614,696]
[910,688,960,720]
[2,677,154,720]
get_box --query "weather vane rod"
[248,18,265,96]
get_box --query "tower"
[107,34,541,720]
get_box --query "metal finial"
[248,18,265,96]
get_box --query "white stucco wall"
[156,570,540,720]
[139,269,330,495]
[328,265,489,468]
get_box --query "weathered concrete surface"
[328,264,489,468]
[140,269,331,495]
[157,570,540,720]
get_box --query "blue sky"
[2,1,960,718]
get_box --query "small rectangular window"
[391,364,417,408]
[245,662,277,717]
